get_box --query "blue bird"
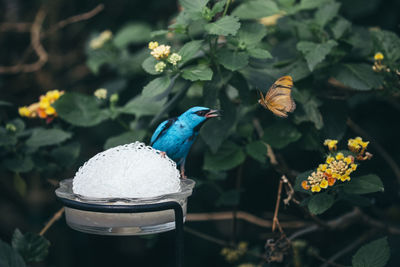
[151,106,220,178]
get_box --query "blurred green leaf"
[332,63,383,90]
[104,130,146,149]
[237,22,267,46]
[26,128,72,148]
[113,23,151,48]
[12,229,50,263]
[298,0,331,10]
[352,237,390,267]
[142,76,171,98]
[371,29,400,63]
[86,49,119,75]
[3,156,34,173]
[204,16,240,36]
[0,127,17,147]
[182,65,213,81]
[216,190,241,206]
[308,192,334,215]
[331,17,351,39]
[342,174,384,194]
[245,141,268,163]
[248,48,272,59]
[179,0,209,13]
[233,0,279,19]
[120,95,167,117]
[203,141,246,171]
[13,174,27,196]
[263,121,301,149]
[178,40,203,65]
[142,56,159,75]
[53,93,110,127]
[0,239,26,267]
[297,40,337,71]
[293,89,323,130]
[217,49,249,71]
[315,2,341,27]
[50,142,80,168]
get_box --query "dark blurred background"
[1,0,400,266]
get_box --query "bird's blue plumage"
[151,107,218,176]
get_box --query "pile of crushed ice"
[72,142,181,198]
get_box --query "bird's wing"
[150,117,177,146]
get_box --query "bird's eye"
[195,110,209,116]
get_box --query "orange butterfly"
[258,75,296,117]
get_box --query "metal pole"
[58,198,184,267]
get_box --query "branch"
[347,118,400,185]
[39,207,65,236]
[186,211,310,229]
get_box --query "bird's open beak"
[205,109,220,118]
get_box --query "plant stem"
[39,207,65,236]
[223,0,232,17]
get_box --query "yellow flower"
[344,156,352,164]
[320,179,328,189]
[168,53,182,66]
[374,52,384,61]
[340,175,350,182]
[90,30,113,50]
[155,61,167,73]
[318,164,328,172]
[39,97,50,109]
[301,180,310,190]
[336,153,344,160]
[18,106,31,117]
[94,88,108,99]
[326,156,334,164]
[259,13,284,26]
[151,44,171,60]
[45,106,56,115]
[351,164,357,171]
[311,185,321,192]
[324,139,338,151]
[148,41,159,50]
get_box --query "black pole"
[57,198,184,267]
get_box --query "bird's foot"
[159,151,167,158]
[180,167,187,179]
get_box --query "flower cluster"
[19,90,64,122]
[301,137,371,193]
[148,41,182,73]
[221,242,248,263]
[94,88,107,99]
[372,52,390,73]
[89,30,113,50]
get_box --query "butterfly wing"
[263,75,296,117]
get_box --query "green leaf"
[294,170,313,195]
[113,23,151,48]
[331,17,351,39]
[210,0,226,16]
[200,92,236,152]
[203,141,246,171]
[53,93,109,127]
[142,76,171,98]
[204,16,240,36]
[3,156,34,173]
[352,237,390,267]
[50,142,80,168]
[179,0,209,13]
[0,127,17,147]
[292,89,323,130]
[11,229,50,263]
[298,0,331,10]
[372,30,400,63]
[26,128,72,148]
[216,190,241,206]
[142,56,159,75]
[263,121,301,149]
[0,239,26,267]
[104,131,146,150]
[343,174,384,195]
[217,49,249,71]
[233,0,280,19]
[178,40,203,65]
[297,40,337,71]
[245,141,268,164]
[120,95,167,117]
[315,2,341,27]
[237,22,267,45]
[182,65,213,81]
[86,49,118,75]
[248,48,272,59]
[308,193,335,215]
[333,63,383,90]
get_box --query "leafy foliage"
[352,237,390,267]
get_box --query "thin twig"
[347,118,400,185]
[39,207,65,236]
[232,164,244,244]
[186,211,310,228]
[272,179,283,233]
[281,175,299,205]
